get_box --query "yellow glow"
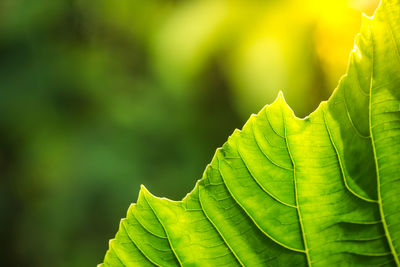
[152,0,380,116]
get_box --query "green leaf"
[100,0,400,265]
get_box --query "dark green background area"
[0,1,242,266]
[0,0,371,266]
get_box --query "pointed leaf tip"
[272,91,288,106]
[277,90,285,101]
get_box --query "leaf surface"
[100,0,400,265]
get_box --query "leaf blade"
[101,1,400,265]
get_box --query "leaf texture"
[100,0,400,265]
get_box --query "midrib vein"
[198,184,245,266]
[143,193,183,267]
[368,32,400,266]
[282,110,311,266]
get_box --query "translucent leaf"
[100,0,400,265]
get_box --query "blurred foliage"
[0,0,378,266]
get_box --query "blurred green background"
[0,0,378,266]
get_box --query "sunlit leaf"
[100,0,400,265]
